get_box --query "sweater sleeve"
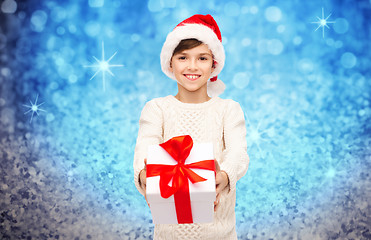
[220,100,249,193]
[133,99,164,196]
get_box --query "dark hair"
[171,38,215,68]
[172,38,203,56]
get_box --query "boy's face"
[170,44,214,95]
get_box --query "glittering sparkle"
[245,114,271,158]
[84,41,124,91]
[23,94,46,123]
[311,8,335,38]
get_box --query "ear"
[169,59,173,72]
[211,60,217,73]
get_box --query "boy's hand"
[214,160,229,212]
[139,158,149,205]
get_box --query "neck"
[175,86,211,104]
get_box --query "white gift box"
[146,142,216,224]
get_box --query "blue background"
[1,0,370,239]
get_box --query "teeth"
[185,74,200,80]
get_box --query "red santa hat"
[160,14,226,97]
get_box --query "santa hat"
[160,14,226,97]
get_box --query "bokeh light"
[0,0,370,240]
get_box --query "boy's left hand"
[214,160,229,211]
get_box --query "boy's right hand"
[139,158,147,190]
[139,158,149,205]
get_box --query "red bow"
[147,135,215,224]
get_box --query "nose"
[188,58,198,70]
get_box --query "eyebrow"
[176,52,212,57]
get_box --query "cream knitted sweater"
[133,95,249,240]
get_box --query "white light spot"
[224,2,240,17]
[50,7,66,23]
[250,129,260,142]
[358,109,365,117]
[277,25,285,33]
[31,10,48,32]
[293,36,302,45]
[84,21,101,37]
[326,168,336,178]
[84,42,124,91]
[148,0,163,12]
[311,8,335,38]
[23,94,46,123]
[69,24,77,34]
[265,6,282,22]
[267,39,284,55]
[335,40,343,48]
[56,26,65,35]
[89,0,104,8]
[45,118,54,129]
[1,67,11,77]
[100,61,109,71]
[131,34,140,42]
[326,38,335,46]
[233,72,251,89]
[68,74,78,83]
[18,11,26,19]
[341,52,357,69]
[242,38,251,46]
[298,59,314,74]
[1,0,17,14]
[250,6,258,14]
[333,18,349,34]
[50,82,59,90]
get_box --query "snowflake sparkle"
[23,94,46,123]
[84,41,124,91]
[245,114,271,158]
[311,7,335,38]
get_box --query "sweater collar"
[167,95,219,109]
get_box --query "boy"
[133,14,249,240]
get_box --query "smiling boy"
[134,14,249,240]
[171,40,214,103]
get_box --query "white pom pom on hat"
[160,14,226,97]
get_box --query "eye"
[178,56,186,60]
[199,56,208,61]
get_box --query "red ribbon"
[147,135,215,224]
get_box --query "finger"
[214,199,220,212]
[144,158,147,169]
[140,180,146,190]
[142,173,146,189]
[140,169,147,186]
[215,174,220,184]
[214,192,222,212]
[216,183,227,197]
[215,171,222,185]
[215,174,224,192]
[216,180,227,190]
[216,184,221,195]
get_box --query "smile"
[184,74,201,80]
